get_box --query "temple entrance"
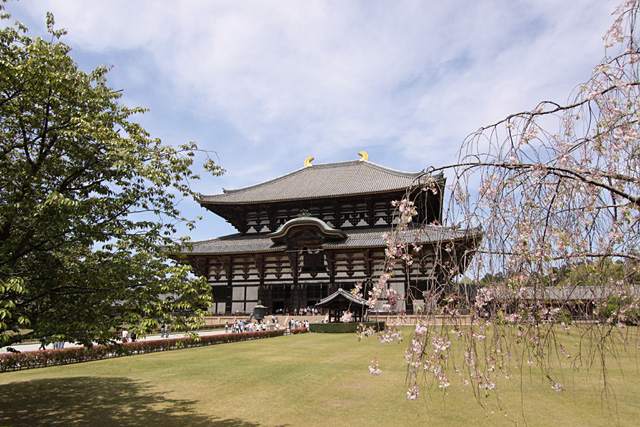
[272,300,285,314]
[305,283,328,308]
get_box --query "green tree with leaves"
[0,6,223,348]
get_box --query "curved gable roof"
[268,216,347,243]
[315,288,367,308]
[199,160,436,204]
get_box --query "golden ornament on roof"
[358,151,369,162]
[304,157,314,167]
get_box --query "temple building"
[180,153,480,315]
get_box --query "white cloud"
[5,0,622,239]
[14,1,617,157]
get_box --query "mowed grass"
[0,329,639,426]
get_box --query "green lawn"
[0,330,638,426]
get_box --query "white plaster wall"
[232,287,245,300]
[246,286,258,300]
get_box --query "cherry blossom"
[360,0,640,414]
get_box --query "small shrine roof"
[315,288,367,309]
[181,225,481,255]
[199,160,441,205]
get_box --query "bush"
[597,296,640,326]
[0,328,308,372]
[309,322,385,333]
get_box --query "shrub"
[0,328,308,372]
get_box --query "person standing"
[160,324,166,338]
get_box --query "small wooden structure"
[315,288,368,323]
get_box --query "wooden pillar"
[404,261,413,314]
[233,210,249,234]
[288,252,299,314]
[384,204,393,225]
[346,252,355,277]
[326,251,336,293]
[223,256,233,314]
[300,283,308,309]
[366,198,376,227]
[333,202,344,228]
[267,206,278,232]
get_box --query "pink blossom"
[406,385,420,400]
[340,311,354,323]
[369,359,382,376]
[415,323,428,335]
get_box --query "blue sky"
[4,0,619,241]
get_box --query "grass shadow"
[0,376,265,426]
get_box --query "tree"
[368,0,640,413]
[0,7,223,348]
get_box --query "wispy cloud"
[7,0,619,238]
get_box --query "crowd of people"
[121,329,138,343]
[30,314,316,352]
[226,320,276,333]
[292,307,320,316]
[224,316,312,333]
[289,319,310,329]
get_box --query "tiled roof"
[316,288,367,307]
[511,285,640,301]
[199,160,438,204]
[183,233,282,255]
[182,225,481,255]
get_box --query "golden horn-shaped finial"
[358,151,369,162]
[304,156,314,167]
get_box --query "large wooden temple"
[180,153,480,315]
